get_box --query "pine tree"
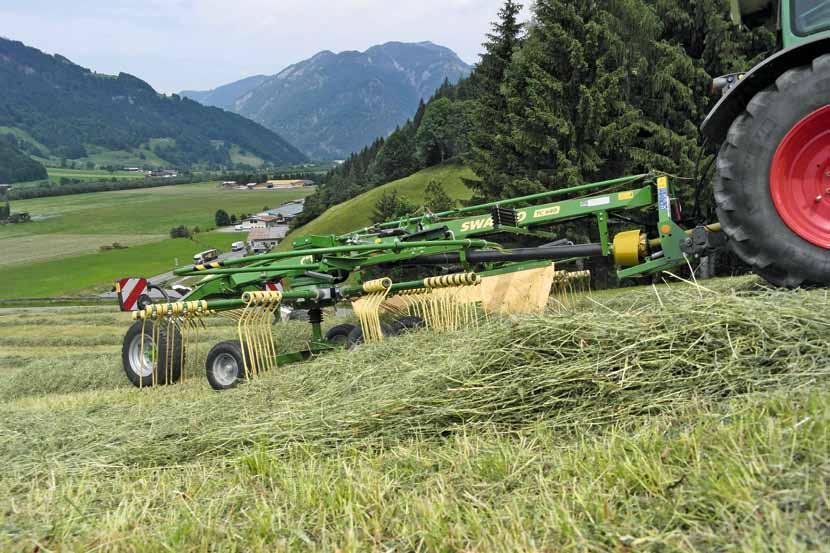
[416,99,476,166]
[370,124,418,184]
[476,0,773,208]
[372,191,415,224]
[424,178,456,212]
[466,0,526,200]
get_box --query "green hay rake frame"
[119,172,722,387]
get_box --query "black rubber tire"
[121,320,183,388]
[205,340,246,391]
[325,324,356,347]
[390,316,425,334]
[714,54,830,287]
[346,322,396,349]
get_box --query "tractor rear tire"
[205,340,247,391]
[121,320,183,388]
[714,54,830,287]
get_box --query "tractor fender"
[701,37,830,146]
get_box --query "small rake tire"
[122,320,183,388]
[714,54,830,287]
[346,323,395,349]
[205,340,247,391]
[325,324,356,347]
[390,316,425,334]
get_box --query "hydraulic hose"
[405,243,605,265]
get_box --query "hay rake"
[117,173,724,390]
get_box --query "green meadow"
[0,181,314,298]
[279,164,474,249]
[46,167,147,182]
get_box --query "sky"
[0,0,530,93]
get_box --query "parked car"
[231,241,245,252]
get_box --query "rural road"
[99,249,246,301]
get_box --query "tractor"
[703,0,830,286]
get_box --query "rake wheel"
[121,320,183,388]
[205,340,246,391]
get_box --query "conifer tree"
[466,0,526,200]
[477,0,773,206]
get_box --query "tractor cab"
[732,0,830,47]
[786,0,830,44]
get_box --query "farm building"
[249,214,284,227]
[265,179,307,188]
[221,180,314,191]
[247,226,289,253]
[266,199,305,221]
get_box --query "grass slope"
[281,164,475,249]
[46,167,146,182]
[1,277,828,550]
[0,182,314,297]
[0,232,239,298]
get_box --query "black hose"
[406,244,605,265]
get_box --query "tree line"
[8,173,209,200]
[0,135,48,183]
[294,0,773,232]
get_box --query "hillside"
[2,278,829,549]
[180,74,269,110]
[0,135,46,183]
[183,42,472,159]
[280,164,474,247]
[0,38,306,168]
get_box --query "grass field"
[0,181,314,298]
[0,276,828,550]
[46,167,147,182]
[280,164,475,249]
[0,232,240,298]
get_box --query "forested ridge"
[295,0,774,228]
[0,38,306,170]
[0,135,47,183]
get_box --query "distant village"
[123,167,179,178]
[232,199,306,254]
[220,178,315,191]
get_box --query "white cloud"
[0,0,530,92]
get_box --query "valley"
[0,182,314,298]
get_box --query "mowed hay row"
[2,278,829,473]
[2,278,830,550]
[3,389,828,552]
[0,307,350,404]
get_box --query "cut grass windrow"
[0,277,829,551]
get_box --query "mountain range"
[0,38,306,173]
[182,42,472,159]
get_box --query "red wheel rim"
[770,105,830,249]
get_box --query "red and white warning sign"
[116,278,149,311]
[265,280,284,292]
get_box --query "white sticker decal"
[580,196,611,208]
